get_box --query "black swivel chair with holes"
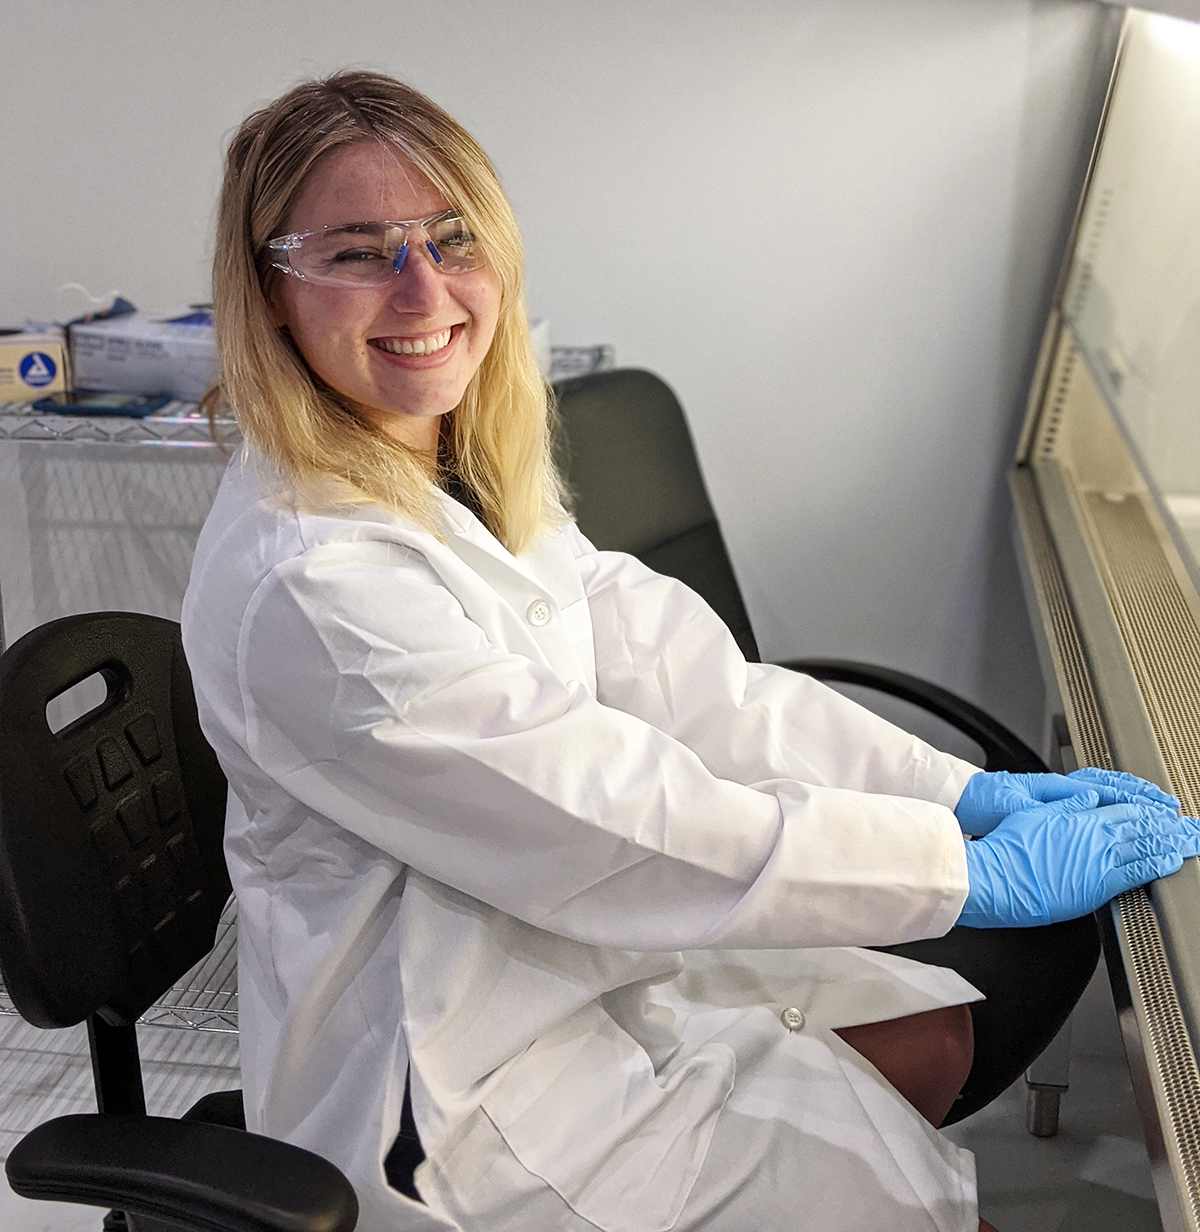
[0,611,358,1232]
[552,367,1100,1127]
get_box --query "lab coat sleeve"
[237,539,969,952]
[572,530,978,810]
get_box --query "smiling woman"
[177,69,1196,1232]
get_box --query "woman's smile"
[368,324,458,363]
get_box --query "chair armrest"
[6,1114,358,1232]
[775,658,1047,774]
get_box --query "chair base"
[1026,1083,1065,1137]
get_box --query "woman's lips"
[368,324,462,369]
[371,327,452,356]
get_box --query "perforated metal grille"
[1119,887,1200,1226]
[1076,492,1200,1220]
[1084,493,1200,817]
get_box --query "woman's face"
[270,142,502,452]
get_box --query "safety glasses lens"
[287,223,397,285]
[284,217,483,285]
[424,217,482,273]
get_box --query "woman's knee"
[834,1003,974,1127]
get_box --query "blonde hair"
[204,71,563,553]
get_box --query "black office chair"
[552,367,1100,1126]
[0,611,358,1232]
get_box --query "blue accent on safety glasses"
[389,241,445,274]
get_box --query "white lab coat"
[181,451,982,1232]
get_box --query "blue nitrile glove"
[954,768,1180,837]
[958,793,1200,928]
[1068,767,1179,810]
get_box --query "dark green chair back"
[551,367,1045,774]
[553,368,760,661]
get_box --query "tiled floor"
[0,965,1164,1231]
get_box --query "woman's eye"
[328,248,387,265]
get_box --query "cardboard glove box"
[70,314,218,401]
[0,329,69,397]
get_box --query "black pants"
[875,914,1101,1124]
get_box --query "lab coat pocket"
[481,1004,734,1232]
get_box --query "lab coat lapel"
[436,492,550,596]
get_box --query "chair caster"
[1026,1083,1064,1137]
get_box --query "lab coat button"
[527,599,552,627]
[781,1007,805,1032]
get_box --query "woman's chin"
[359,398,453,449]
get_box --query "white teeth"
[376,329,452,356]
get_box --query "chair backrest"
[0,612,229,1030]
[553,369,760,661]
[553,369,1046,775]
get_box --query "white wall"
[0,0,1123,745]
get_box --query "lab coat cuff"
[931,758,982,814]
[933,811,971,936]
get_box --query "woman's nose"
[387,242,449,312]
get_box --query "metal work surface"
[1013,465,1200,1232]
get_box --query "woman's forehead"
[286,142,452,233]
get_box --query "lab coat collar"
[239,442,577,613]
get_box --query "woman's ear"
[266,280,289,329]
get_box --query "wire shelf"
[0,400,239,448]
[141,896,239,1033]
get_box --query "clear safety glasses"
[266,211,486,288]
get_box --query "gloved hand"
[958,792,1200,929]
[954,767,1179,837]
